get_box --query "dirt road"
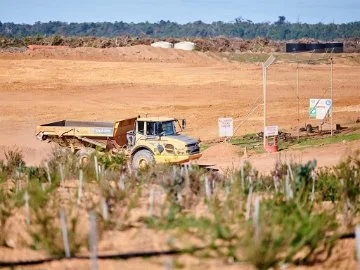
[199,139,360,174]
[0,46,359,169]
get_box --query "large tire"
[132,149,155,170]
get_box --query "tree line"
[1,17,359,40]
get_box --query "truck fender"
[36,132,48,141]
[131,146,153,158]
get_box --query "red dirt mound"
[0,45,221,65]
[27,45,70,50]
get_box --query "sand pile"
[0,45,220,65]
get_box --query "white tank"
[150,41,173,49]
[174,41,196,51]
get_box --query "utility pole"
[330,58,333,136]
[263,63,266,146]
[297,62,300,141]
[262,55,276,147]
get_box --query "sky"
[0,0,359,24]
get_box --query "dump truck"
[35,116,202,169]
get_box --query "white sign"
[218,118,233,137]
[309,99,332,120]
[264,126,279,137]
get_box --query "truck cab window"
[161,121,175,136]
[146,122,156,135]
[137,121,145,135]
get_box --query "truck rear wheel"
[132,150,155,169]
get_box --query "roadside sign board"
[309,99,332,120]
[218,118,233,137]
[264,126,279,137]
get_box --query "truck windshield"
[146,121,175,136]
[160,121,175,136]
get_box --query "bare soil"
[0,45,359,269]
[0,45,359,168]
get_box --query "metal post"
[330,58,333,136]
[297,62,300,141]
[262,55,276,148]
[263,64,267,147]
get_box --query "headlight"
[157,144,164,153]
[186,143,200,154]
[149,142,165,154]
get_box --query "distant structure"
[286,43,343,53]
[150,41,173,49]
[150,41,196,51]
[174,41,196,51]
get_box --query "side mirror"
[181,119,187,130]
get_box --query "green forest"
[1,17,360,40]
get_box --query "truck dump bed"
[36,118,136,149]
[39,120,115,136]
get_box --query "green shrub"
[27,181,83,256]
[4,148,25,173]
[243,199,338,269]
[0,190,15,245]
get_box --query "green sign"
[309,106,316,118]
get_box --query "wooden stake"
[100,198,109,221]
[59,208,71,258]
[94,156,99,181]
[204,176,211,200]
[89,211,98,270]
[253,197,260,243]
[311,172,315,202]
[356,224,360,270]
[148,188,155,217]
[287,162,294,182]
[45,163,51,184]
[77,169,83,206]
[245,186,253,221]
[164,258,173,270]
[273,176,278,193]
[240,161,245,191]
[59,164,65,187]
[285,173,293,200]
[24,191,30,225]
[118,175,125,191]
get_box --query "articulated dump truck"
[35,116,202,169]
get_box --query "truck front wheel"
[132,150,155,169]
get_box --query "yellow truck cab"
[129,117,201,168]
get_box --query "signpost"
[264,126,279,137]
[330,58,334,136]
[218,118,233,137]
[309,99,332,120]
[262,55,276,147]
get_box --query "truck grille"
[186,143,200,154]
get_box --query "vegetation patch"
[0,148,359,269]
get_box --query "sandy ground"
[0,45,359,168]
[0,46,360,169]
[199,139,360,174]
[0,46,359,269]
